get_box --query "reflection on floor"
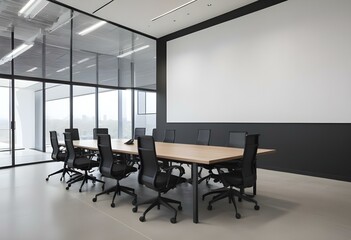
[0,148,51,167]
[1,163,351,240]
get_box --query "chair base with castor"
[66,170,105,192]
[46,163,81,181]
[92,181,137,208]
[132,192,182,224]
[203,186,260,219]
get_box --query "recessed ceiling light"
[26,67,37,72]
[56,66,69,73]
[77,58,90,64]
[86,64,96,69]
[77,21,107,36]
[117,45,150,58]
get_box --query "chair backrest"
[196,129,211,145]
[97,134,114,178]
[228,131,247,148]
[241,134,259,187]
[152,128,157,140]
[134,127,146,139]
[65,128,80,140]
[137,136,159,189]
[50,131,60,161]
[63,132,76,168]
[93,128,109,140]
[163,129,175,143]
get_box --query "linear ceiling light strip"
[151,0,198,21]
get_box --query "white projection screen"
[166,0,351,123]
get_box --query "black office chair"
[126,127,146,168]
[203,134,260,219]
[196,129,211,145]
[65,128,80,140]
[92,134,137,208]
[159,129,176,169]
[152,128,157,141]
[164,129,176,143]
[64,132,104,192]
[132,136,186,224]
[93,128,109,140]
[196,129,213,184]
[65,128,85,155]
[134,127,146,139]
[201,131,247,196]
[46,131,76,181]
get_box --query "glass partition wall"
[0,0,156,168]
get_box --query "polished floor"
[1,163,351,240]
[0,148,51,167]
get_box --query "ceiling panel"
[55,0,257,38]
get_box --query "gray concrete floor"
[1,162,350,240]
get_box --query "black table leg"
[192,163,199,223]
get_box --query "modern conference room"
[1,0,350,239]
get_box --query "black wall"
[156,0,351,182]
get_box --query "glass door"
[14,80,50,164]
[0,78,12,167]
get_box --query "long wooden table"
[73,139,275,223]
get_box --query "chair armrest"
[163,165,185,187]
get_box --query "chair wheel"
[132,198,137,205]
[139,216,145,222]
[254,205,260,210]
[207,205,212,211]
[111,203,115,208]
[178,205,182,211]
[66,186,69,190]
[45,178,49,181]
[132,207,138,213]
[92,197,97,202]
[68,184,71,187]
[79,189,82,192]
[170,217,177,224]
[235,213,241,219]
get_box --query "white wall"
[167,0,351,123]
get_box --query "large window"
[46,84,70,144]
[98,88,118,138]
[14,80,48,164]
[73,86,96,139]
[135,90,156,135]
[0,0,156,168]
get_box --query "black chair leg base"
[170,217,177,224]
[254,205,260,210]
[139,216,145,222]
[235,213,241,219]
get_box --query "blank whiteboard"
[166,0,351,123]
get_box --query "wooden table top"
[73,139,275,165]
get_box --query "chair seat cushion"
[111,164,137,176]
[221,171,255,188]
[56,152,67,161]
[155,172,186,190]
[74,158,99,170]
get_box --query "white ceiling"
[55,0,257,38]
